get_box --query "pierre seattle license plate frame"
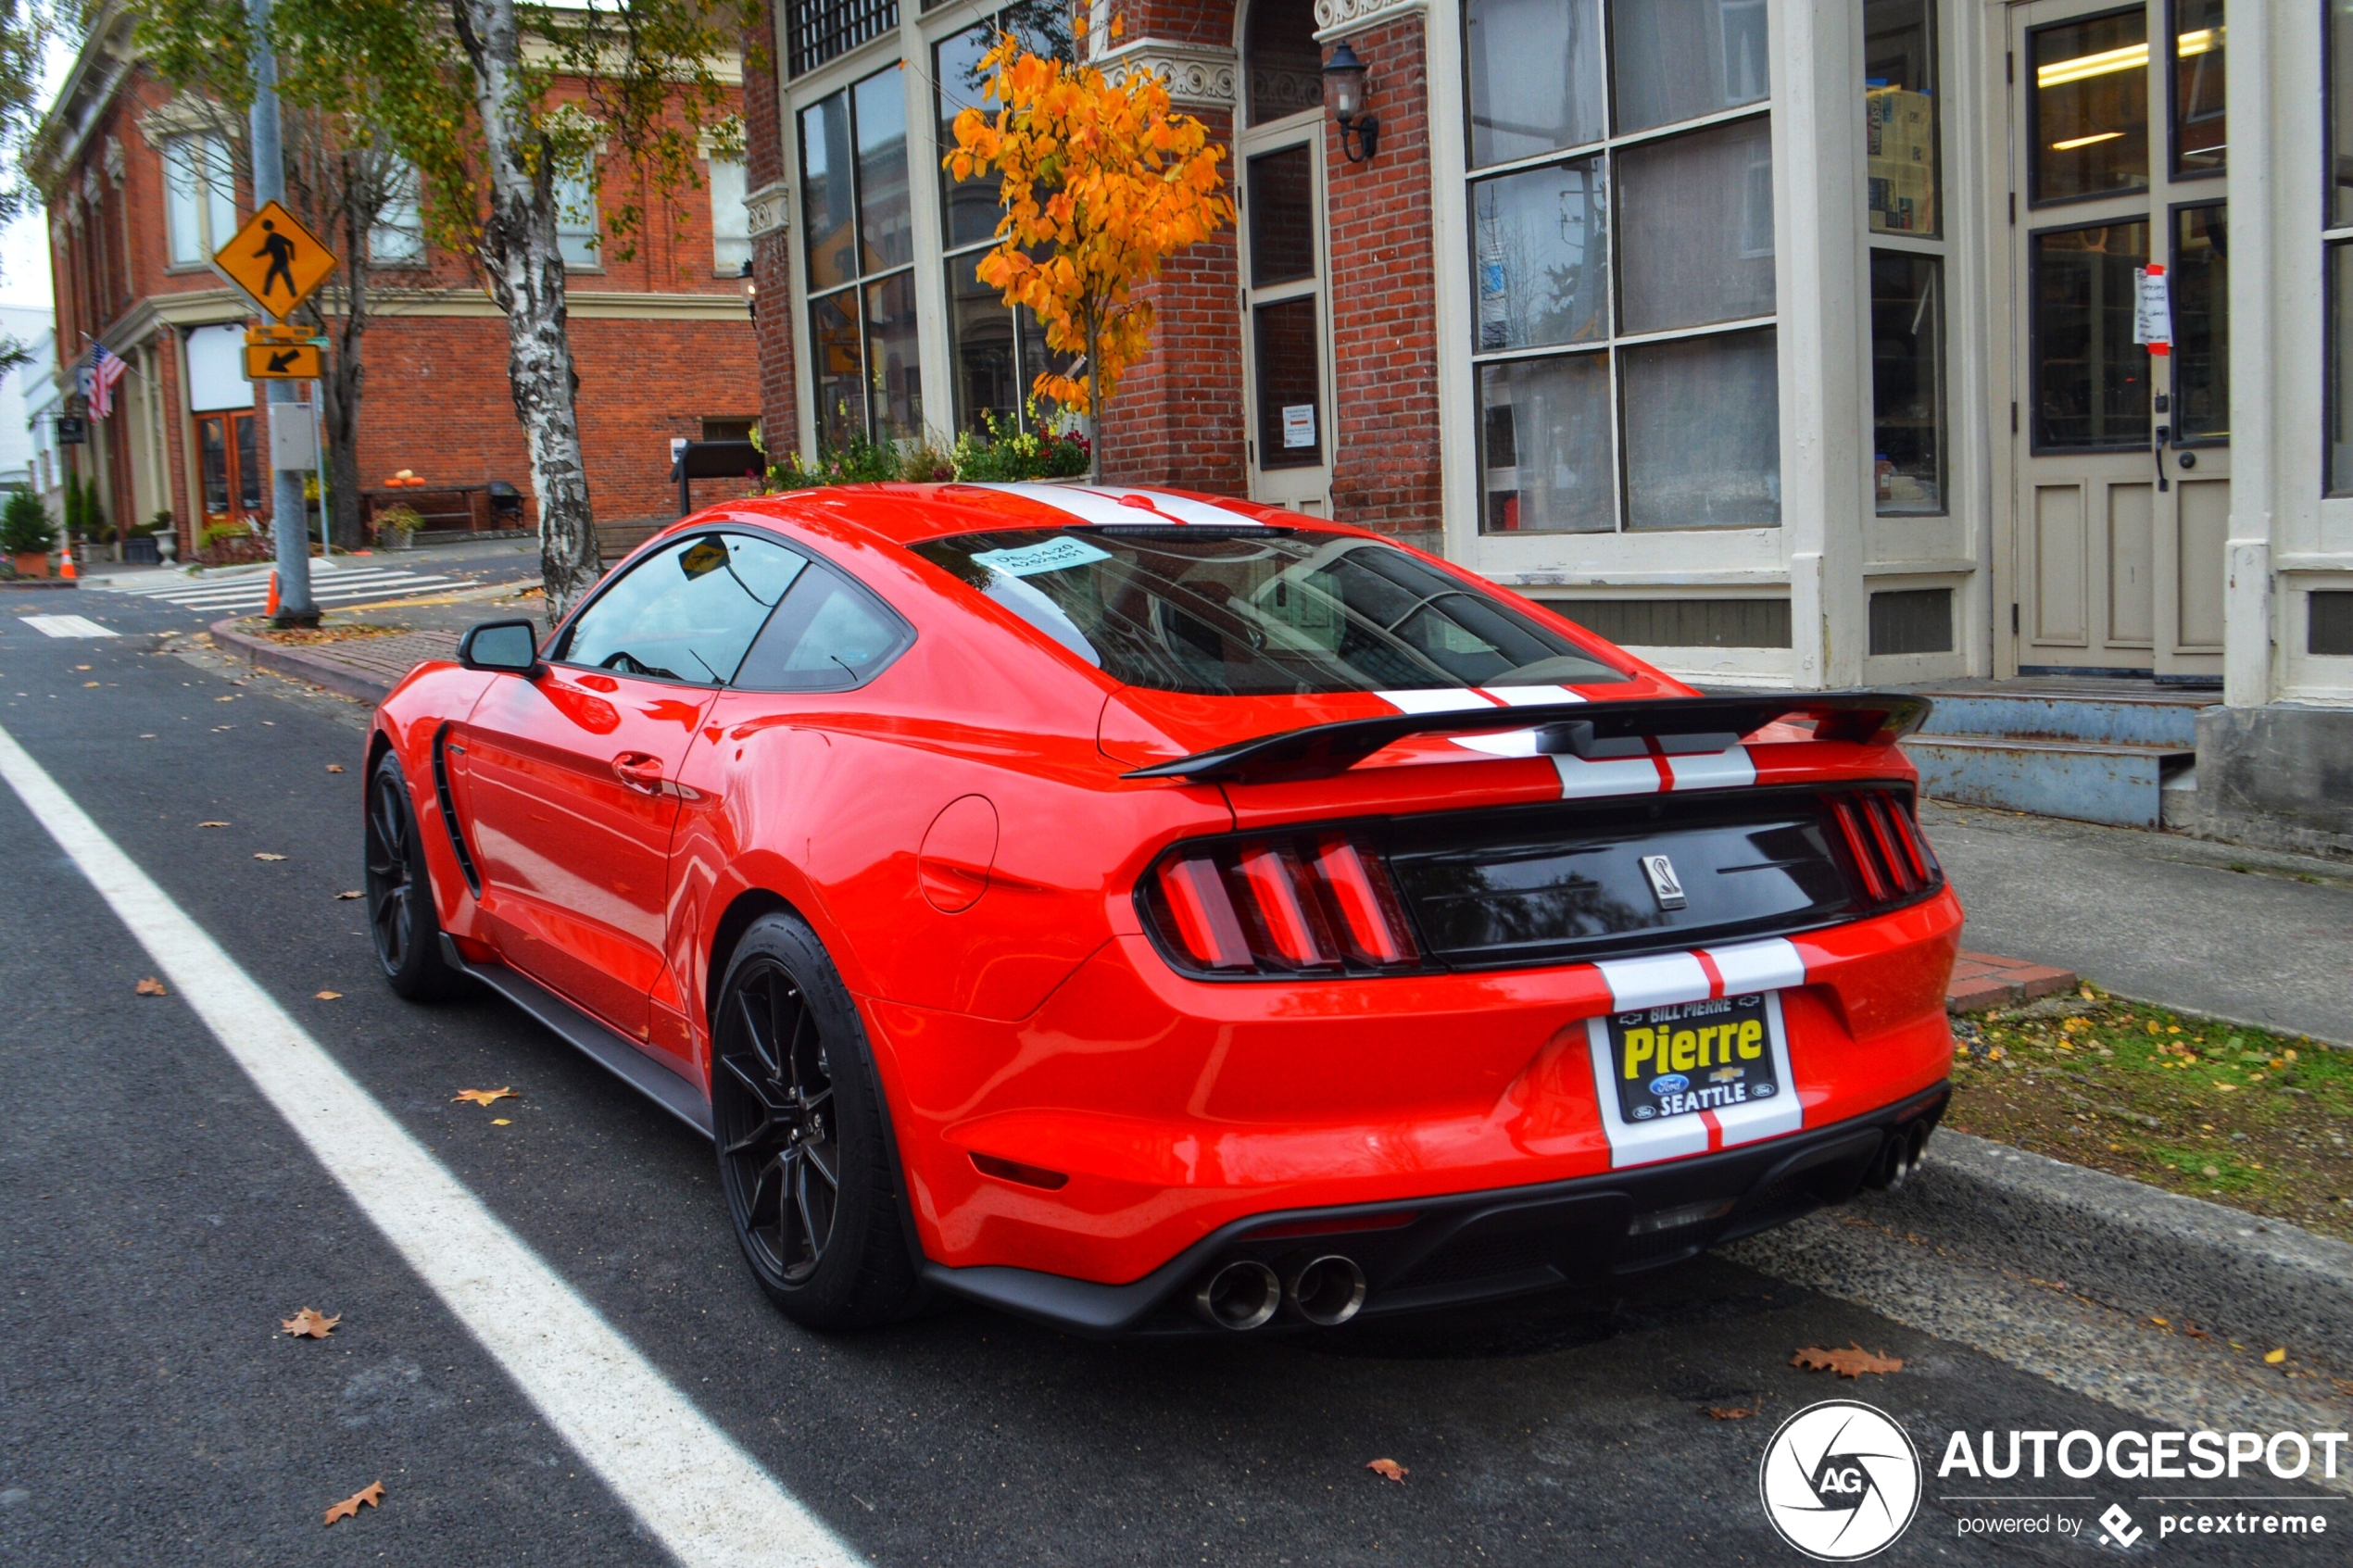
[1583,990,1804,1169]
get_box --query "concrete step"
[1912,688,2209,748]
[1902,734,2194,829]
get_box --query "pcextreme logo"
[1758,1399,1923,1561]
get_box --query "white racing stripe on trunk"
[1481,684,1586,706]
[1704,936,1806,997]
[1594,950,1712,1012]
[1551,753,1663,799]
[0,721,859,1568]
[1584,1018,1711,1169]
[1711,992,1804,1148]
[1663,746,1756,791]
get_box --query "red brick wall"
[742,0,797,462]
[1097,106,1249,493]
[1323,14,1441,538]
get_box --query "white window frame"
[369,161,428,267]
[708,154,753,274]
[556,162,603,271]
[161,133,237,270]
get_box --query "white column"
[1773,0,1869,689]
[2221,0,2277,708]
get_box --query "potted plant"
[152,510,179,565]
[374,503,424,551]
[2,490,56,577]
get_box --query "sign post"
[220,0,329,626]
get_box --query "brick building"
[741,0,2353,840]
[31,3,759,561]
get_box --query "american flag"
[89,344,127,420]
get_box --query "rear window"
[907,527,1629,696]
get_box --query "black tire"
[712,911,922,1330]
[364,751,463,1001]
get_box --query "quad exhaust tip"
[1193,1260,1281,1331]
[1869,1122,1931,1192]
[1288,1255,1366,1327]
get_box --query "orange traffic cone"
[265,570,281,618]
[57,544,76,581]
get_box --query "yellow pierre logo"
[1624,1018,1764,1078]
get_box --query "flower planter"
[10,551,48,578]
[381,529,415,551]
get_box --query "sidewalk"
[1927,798,2353,1047]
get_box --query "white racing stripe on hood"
[1071,486,1267,527]
[1378,688,1502,715]
[962,483,1268,530]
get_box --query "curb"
[1852,1128,2353,1371]
[1,578,78,590]
[208,618,396,706]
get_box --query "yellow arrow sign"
[245,342,322,380]
[212,199,338,320]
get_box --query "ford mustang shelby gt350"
[363,483,1957,1336]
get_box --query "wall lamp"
[1323,42,1378,163]
[740,257,757,320]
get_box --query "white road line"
[18,614,119,638]
[0,721,859,1568]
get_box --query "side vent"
[431,722,483,897]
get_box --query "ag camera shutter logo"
[1758,1400,1922,1560]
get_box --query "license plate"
[1604,992,1783,1124]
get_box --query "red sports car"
[364,483,1957,1336]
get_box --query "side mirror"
[459,619,543,676]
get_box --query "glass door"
[2008,0,2226,678]
[195,410,265,530]
[1237,127,1333,514]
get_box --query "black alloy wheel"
[711,911,922,1329]
[718,959,840,1285]
[363,751,460,1000]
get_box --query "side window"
[731,563,912,691]
[556,533,807,684]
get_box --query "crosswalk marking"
[94,565,465,614]
[18,614,120,638]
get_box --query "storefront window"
[1863,0,1937,237]
[1869,252,1943,514]
[936,14,1072,434]
[2171,205,2225,443]
[800,63,921,446]
[2030,9,2149,206]
[1466,0,1776,533]
[2171,0,2223,177]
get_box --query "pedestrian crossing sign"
[212,200,337,321]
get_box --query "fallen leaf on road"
[216,696,234,703]
[2265,1348,2288,1365]
[1365,1459,1408,1483]
[325,764,345,773]
[323,1481,383,1526]
[134,977,168,997]
[73,665,89,671]
[1792,1345,1904,1378]
[254,852,286,861]
[334,890,362,900]
[196,821,229,829]
[2150,1317,2170,1327]
[82,681,98,687]
[1704,1406,1755,1420]
[453,1087,517,1107]
[491,1118,511,1126]
[315,991,342,1000]
[280,1308,340,1338]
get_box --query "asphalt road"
[1,588,2341,1566]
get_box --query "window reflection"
[1472,159,1606,352]
[2171,0,2224,177]
[2032,221,2150,450]
[2171,206,2227,442]
[1864,0,1938,237]
[1869,252,1944,514]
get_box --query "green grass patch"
[1944,988,2353,1242]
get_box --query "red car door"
[459,530,808,1049]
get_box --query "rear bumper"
[920,1081,1949,1337]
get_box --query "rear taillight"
[1144,832,1421,977]
[1828,788,1940,908]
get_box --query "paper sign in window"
[1281,405,1316,448]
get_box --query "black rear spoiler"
[1119,692,1932,785]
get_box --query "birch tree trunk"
[451,0,601,620]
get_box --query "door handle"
[612,753,665,791]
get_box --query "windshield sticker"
[972,537,1114,578]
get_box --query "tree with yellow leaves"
[945,10,1232,483]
